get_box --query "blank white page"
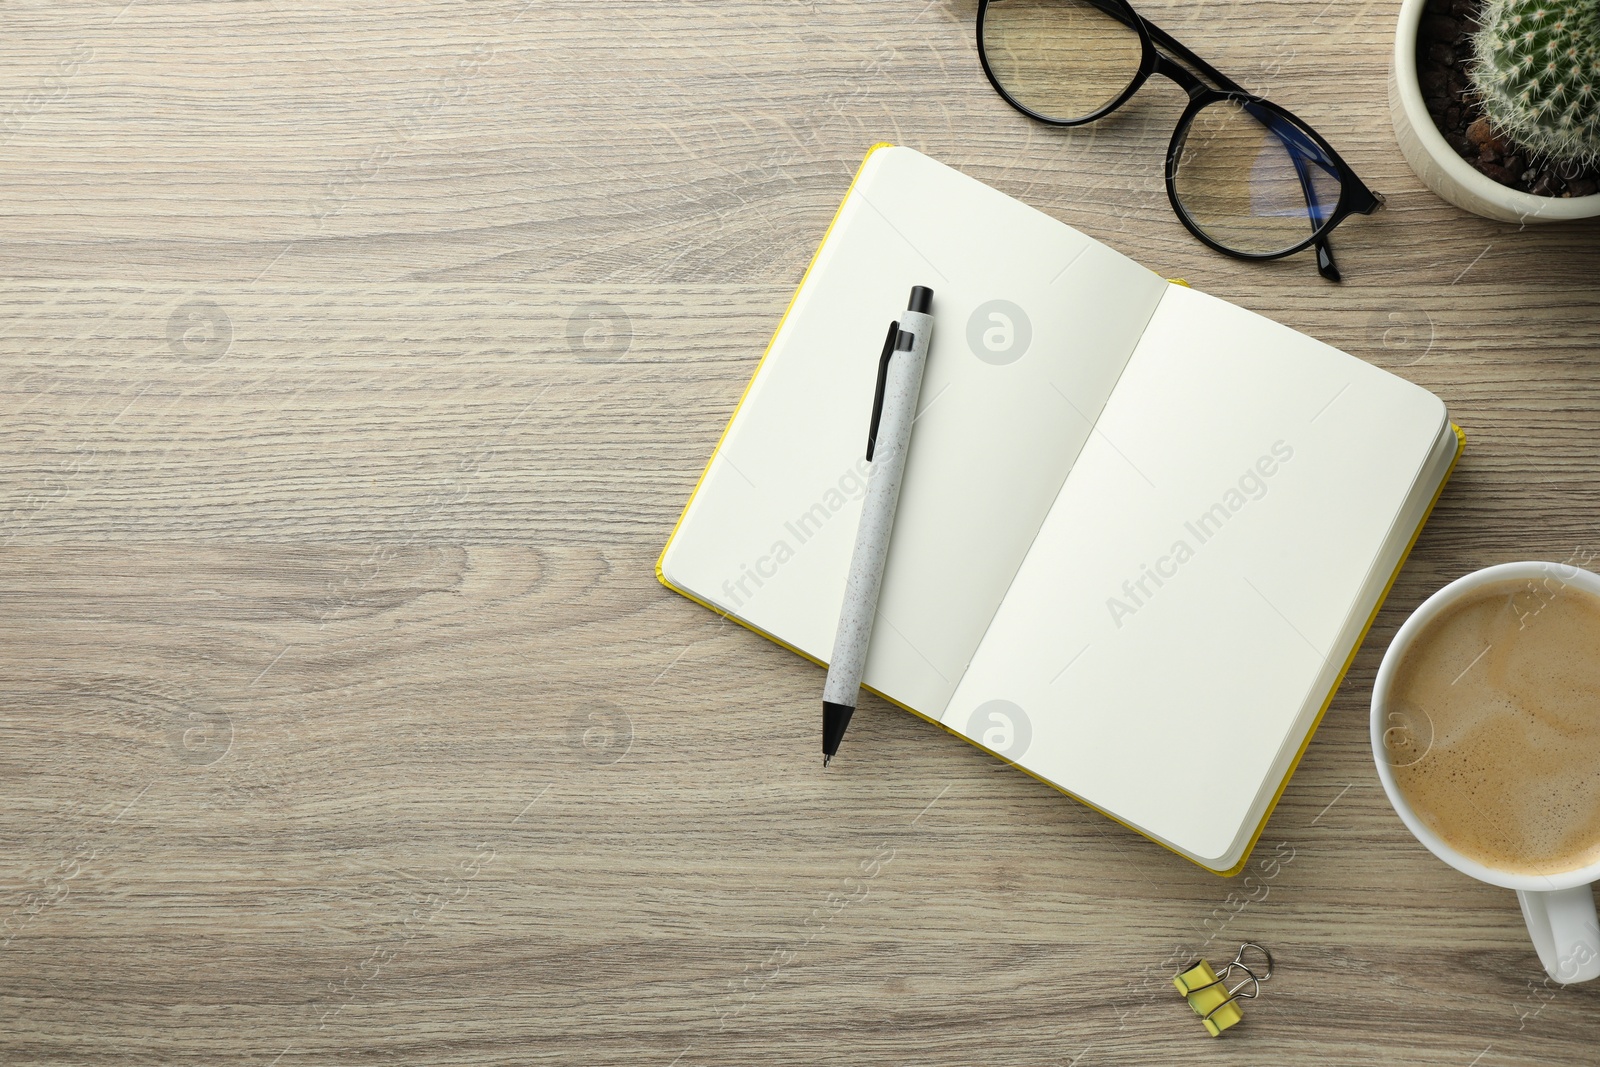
[660,147,1170,715]
[942,283,1447,868]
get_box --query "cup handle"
[1516,885,1600,983]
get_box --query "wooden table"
[4,2,1598,1063]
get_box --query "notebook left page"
[659,146,1169,715]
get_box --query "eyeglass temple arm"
[1273,116,1384,281]
[1241,100,1378,282]
[1277,130,1343,282]
[1313,239,1340,281]
[1275,126,1344,282]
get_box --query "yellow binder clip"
[1174,942,1273,1036]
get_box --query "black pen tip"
[822,701,855,766]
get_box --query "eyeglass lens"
[981,0,1144,124]
[1171,99,1344,255]
[981,0,1348,258]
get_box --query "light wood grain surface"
[3,2,1599,1064]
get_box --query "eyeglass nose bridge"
[1148,52,1212,101]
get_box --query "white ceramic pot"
[1390,0,1600,222]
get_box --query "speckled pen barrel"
[822,292,934,757]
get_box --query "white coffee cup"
[1371,561,1600,984]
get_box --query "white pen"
[822,285,935,766]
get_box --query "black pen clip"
[866,321,915,461]
[866,320,897,461]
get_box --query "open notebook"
[658,145,1462,874]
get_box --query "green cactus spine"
[1469,0,1600,166]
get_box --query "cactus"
[1469,0,1600,166]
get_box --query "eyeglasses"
[976,0,1384,281]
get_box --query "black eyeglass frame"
[976,0,1384,281]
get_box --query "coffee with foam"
[1387,577,1600,877]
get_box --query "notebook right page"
[940,283,1446,868]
